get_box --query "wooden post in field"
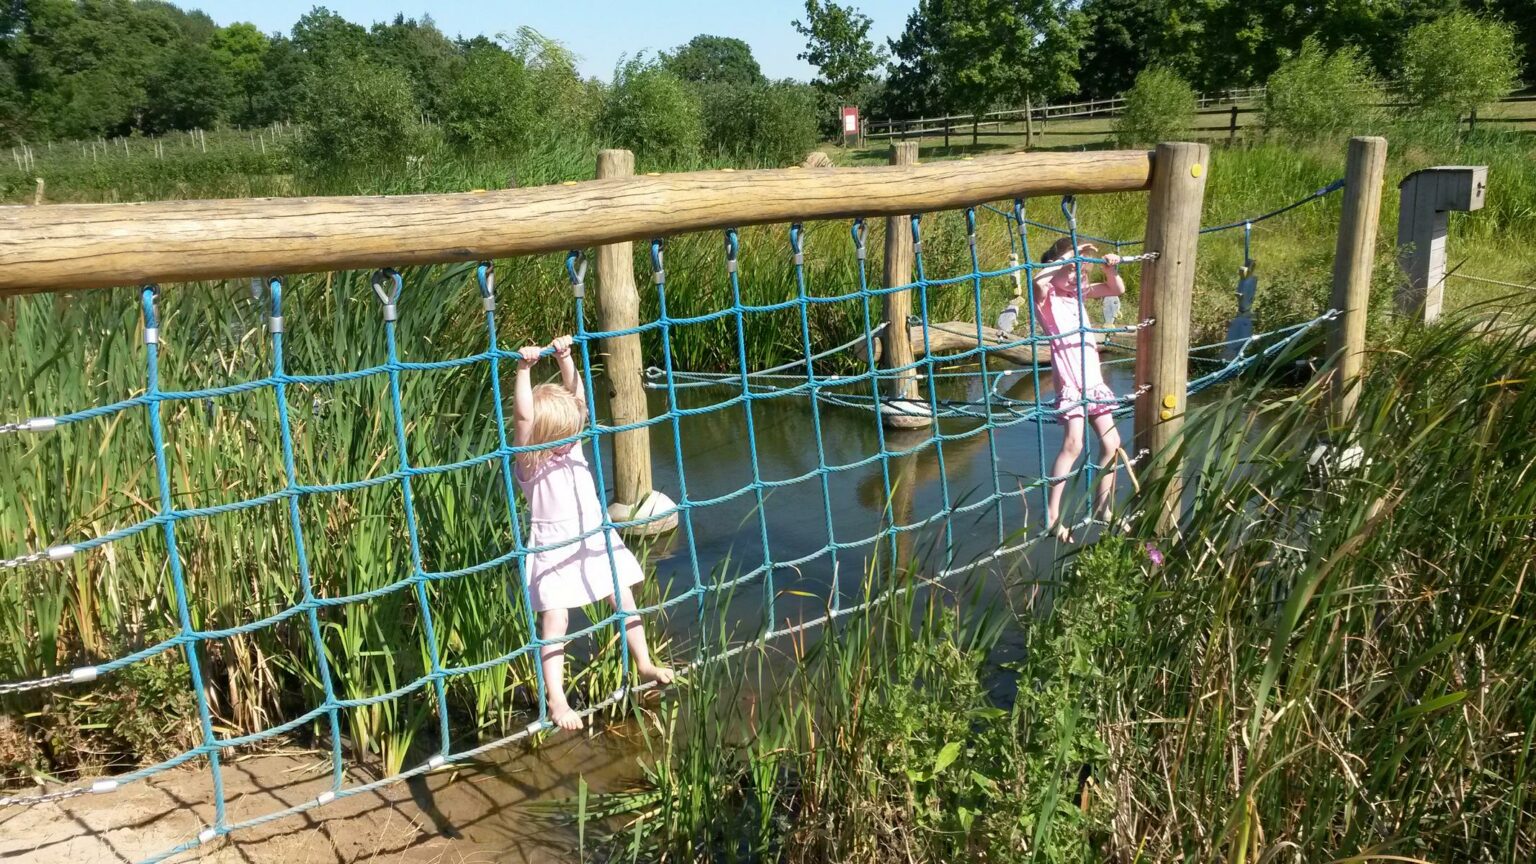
[1326,136,1388,429]
[972,116,979,147]
[1228,106,1239,147]
[594,149,677,534]
[32,178,44,206]
[881,140,932,429]
[1134,142,1209,532]
[1024,97,1034,148]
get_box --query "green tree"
[1114,66,1195,146]
[661,35,763,87]
[368,14,463,119]
[210,23,270,125]
[142,43,231,133]
[1263,38,1381,139]
[442,45,533,151]
[1077,0,1208,99]
[886,0,1084,119]
[291,6,367,66]
[1399,11,1520,117]
[599,57,703,165]
[1467,0,1534,81]
[295,57,423,170]
[512,27,601,140]
[248,36,309,126]
[793,1,885,106]
[700,80,819,165]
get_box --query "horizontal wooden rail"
[0,149,1154,296]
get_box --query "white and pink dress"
[516,443,644,611]
[1034,265,1118,423]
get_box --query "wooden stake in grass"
[1326,136,1388,429]
[1134,142,1209,532]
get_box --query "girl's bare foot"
[548,700,584,731]
[638,663,675,686]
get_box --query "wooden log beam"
[0,149,1154,296]
[856,321,1050,368]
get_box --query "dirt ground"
[0,728,642,864]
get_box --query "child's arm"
[1084,253,1127,299]
[512,346,543,450]
[550,335,588,422]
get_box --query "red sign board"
[840,106,860,134]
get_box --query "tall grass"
[577,306,1536,862]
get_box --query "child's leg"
[1047,416,1086,536]
[609,584,674,686]
[1090,412,1122,519]
[539,608,583,730]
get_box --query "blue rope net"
[0,184,1342,861]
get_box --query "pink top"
[1033,265,1097,349]
[516,443,600,528]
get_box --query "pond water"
[585,358,1145,648]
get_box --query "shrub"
[1114,67,1195,147]
[1263,38,1382,139]
[1399,12,1519,119]
[599,57,703,166]
[441,47,535,151]
[294,59,424,171]
[700,80,819,165]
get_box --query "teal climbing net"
[0,181,1343,862]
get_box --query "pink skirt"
[1051,342,1117,423]
[524,520,644,612]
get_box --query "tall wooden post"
[1134,142,1209,531]
[881,141,932,429]
[1228,106,1239,147]
[1326,137,1388,429]
[595,149,677,534]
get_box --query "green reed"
[574,306,1536,862]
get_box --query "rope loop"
[1060,195,1079,230]
[850,219,867,260]
[789,222,804,265]
[909,212,923,255]
[564,251,587,298]
[964,207,977,248]
[371,268,403,322]
[141,285,161,345]
[476,262,496,310]
[650,239,665,284]
[724,229,740,272]
[266,277,285,334]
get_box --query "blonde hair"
[525,383,583,467]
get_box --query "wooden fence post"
[595,149,677,535]
[881,140,932,429]
[1228,106,1239,147]
[1134,142,1209,532]
[1326,136,1388,430]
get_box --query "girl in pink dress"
[1033,238,1127,542]
[514,336,672,730]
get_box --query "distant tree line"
[0,1,1528,160]
[794,0,1531,122]
[0,3,819,168]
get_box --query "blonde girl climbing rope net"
[513,335,674,731]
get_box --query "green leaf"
[933,740,963,775]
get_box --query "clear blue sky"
[187,1,915,82]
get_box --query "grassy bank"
[583,307,1536,862]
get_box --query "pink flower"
[1144,542,1164,567]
